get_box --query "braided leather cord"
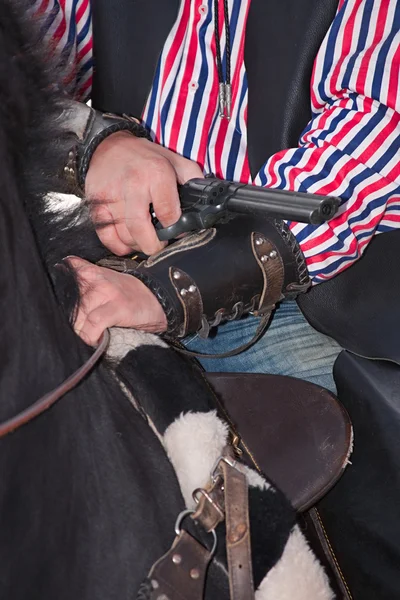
[273,219,310,292]
[132,271,180,334]
[136,578,153,600]
[78,116,152,188]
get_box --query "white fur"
[238,464,271,492]
[345,426,354,466]
[107,327,167,361]
[163,410,229,508]
[256,525,334,600]
[45,192,81,211]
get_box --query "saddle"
[205,372,352,512]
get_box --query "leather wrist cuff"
[56,100,152,193]
[99,215,310,339]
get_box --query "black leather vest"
[91,0,400,364]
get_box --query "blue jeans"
[184,300,341,393]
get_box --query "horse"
[0,2,334,598]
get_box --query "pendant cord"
[214,0,232,119]
[223,0,231,86]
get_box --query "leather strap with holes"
[222,460,255,600]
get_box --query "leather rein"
[0,330,110,439]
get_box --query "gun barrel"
[156,178,340,241]
[226,184,340,225]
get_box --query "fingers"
[91,203,134,256]
[96,223,136,256]
[151,172,181,229]
[77,301,168,345]
[85,133,204,255]
[171,155,204,185]
[76,301,127,345]
[154,144,204,184]
[93,157,177,256]
[122,181,167,255]
[66,257,104,331]
[66,257,168,345]
[121,155,181,254]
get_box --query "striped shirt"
[32,0,400,283]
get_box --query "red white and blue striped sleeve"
[30,0,93,101]
[256,0,400,283]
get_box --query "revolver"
[154,177,340,241]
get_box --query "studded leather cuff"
[98,215,311,339]
[56,100,152,193]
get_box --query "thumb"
[64,255,91,270]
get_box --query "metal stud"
[188,285,197,293]
[190,568,200,580]
[180,288,188,296]
[151,579,159,589]
[173,271,181,280]
[255,237,264,246]
[269,250,278,259]
[172,554,182,565]
[157,595,169,600]
[260,255,268,263]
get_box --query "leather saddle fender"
[204,371,352,512]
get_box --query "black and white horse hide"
[108,328,334,599]
[2,0,333,596]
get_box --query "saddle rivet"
[269,250,278,259]
[190,568,200,580]
[151,579,159,589]
[188,285,197,293]
[180,288,188,296]
[172,553,182,565]
[173,271,181,280]
[255,237,264,246]
[260,255,269,263]
[68,150,74,159]
[157,595,169,600]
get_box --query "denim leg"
[183,300,341,393]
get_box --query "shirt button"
[189,81,199,92]
[198,4,207,15]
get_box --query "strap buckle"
[211,454,237,483]
[175,509,218,557]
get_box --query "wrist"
[132,275,168,331]
[91,130,149,159]
[77,111,151,189]
[57,100,151,193]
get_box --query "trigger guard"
[156,212,203,241]
[156,221,183,241]
[156,204,228,241]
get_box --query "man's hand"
[86,132,204,256]
[68,257,167,345]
